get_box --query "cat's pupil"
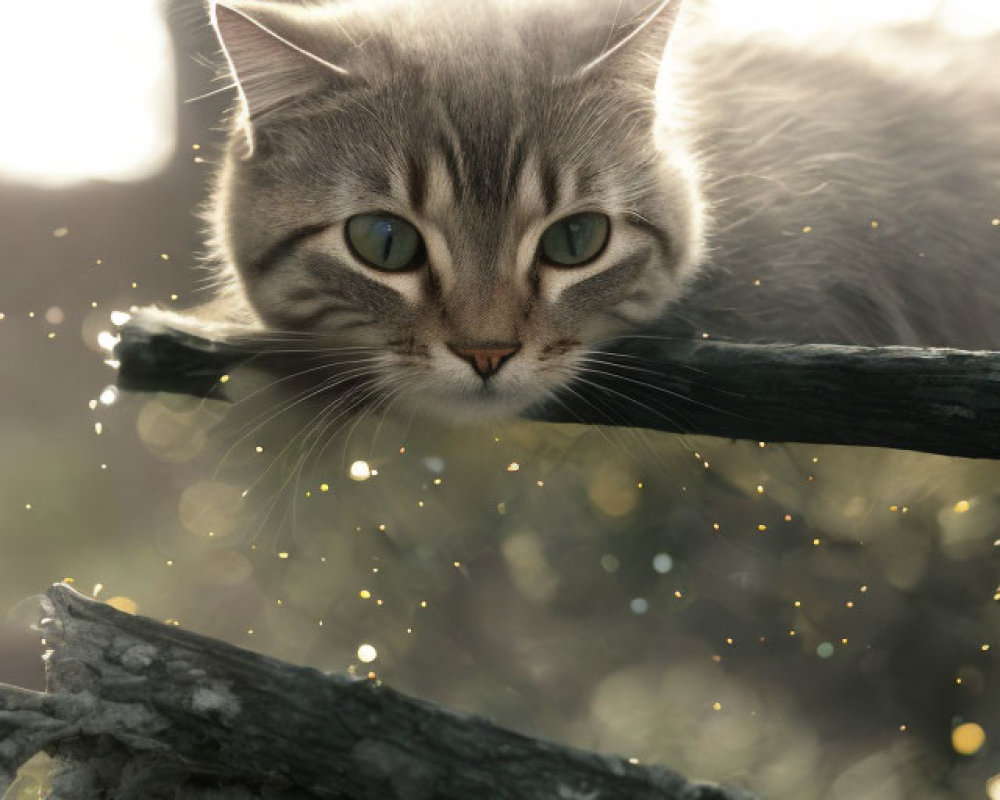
[565,222,581,258]
[379,224,394,262]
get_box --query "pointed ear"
[212,2,349,132]
[577,0,682,90]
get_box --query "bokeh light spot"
[952,722,986,756]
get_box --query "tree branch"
[111,318,1000,459]
[0,584,752,800]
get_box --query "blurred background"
[1,1,999,798]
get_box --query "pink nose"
[447,343,521,379]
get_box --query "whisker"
[307,381,387,470]
[366,384,409,458]
[590,335,709,375]
[326,385,404,473]
[576,363,744,419]
[572,375,695,437]
[246,379,380,511]
[223,365,374,447]
[185,82,238,103]
[213,365,379,477]
[288,381,386,533]
[554,385,636,459]
[243,383,370,551]
[225,356,382,410]
[236,344,384,356]
[560,381,690,473]
[576,354,667,378]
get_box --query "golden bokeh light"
[952,722,986,756]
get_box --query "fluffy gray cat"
[183,0,999,422]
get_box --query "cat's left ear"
[212,1,353,152]
[576,0,682,90]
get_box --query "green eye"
[346,213,425,272]
[539,212,610,267]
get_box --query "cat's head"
[210,0,703,421]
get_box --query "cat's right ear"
[575,0,682,90]
[211,1,351,153]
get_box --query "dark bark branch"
[0,584,752,800]
[112,318,1000,460]
[530,337,1000,459]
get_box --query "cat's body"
[190,0,1000,420]
[673,27,1000,349]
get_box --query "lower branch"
[0,584,754,800]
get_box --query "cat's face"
[211,0,702,421]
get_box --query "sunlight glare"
[0,0,176,186]
[704,0,1000,37]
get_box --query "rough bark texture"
[530,338,1000,459]
[114,320,1000,459]
[0,585,753,800]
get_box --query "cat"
[128,7,1000,795]
[160,0,1000,425]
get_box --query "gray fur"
[669,27,1000,348]
[204,0,1000,422]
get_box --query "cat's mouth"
[389,344,567,422]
